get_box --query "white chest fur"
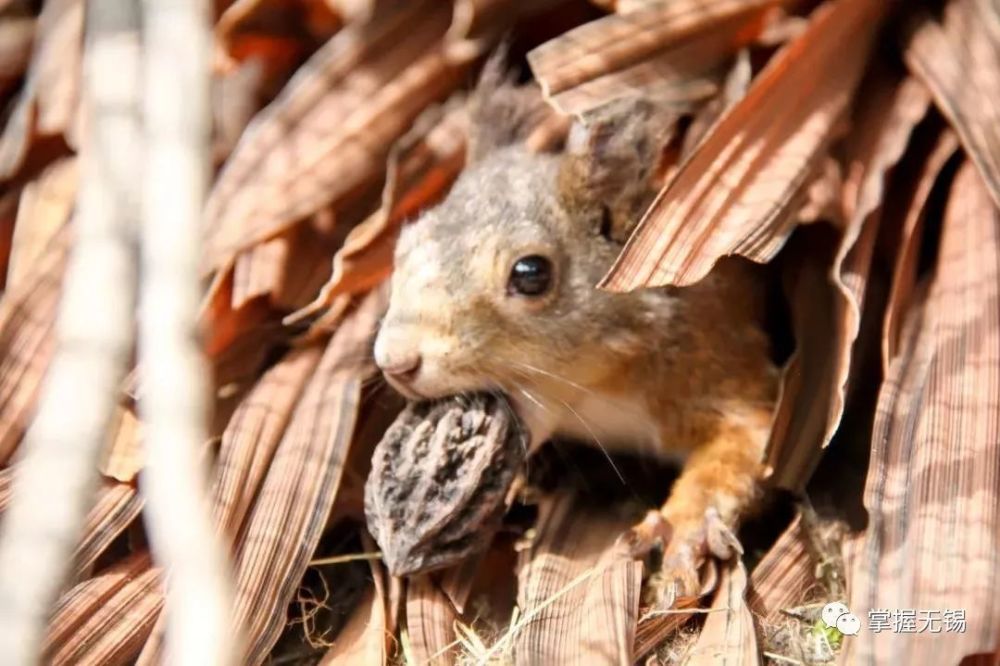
[513,386,687,464]
[552,392,686,463]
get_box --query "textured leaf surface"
[44,553,161,666]
[0,0,82,181]
[686,561,758,665]
[905,0,1000,210]
[764,73,932,489]
[528,0,777,116]
[601,0,886,291]
[229,289,384,663]
[512,493,641,665]
[844,162,1000,664]
[202,1,477,272]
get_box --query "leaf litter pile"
[1,0,1000,664]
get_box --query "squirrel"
[373,59,779,607]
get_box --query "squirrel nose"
[377,349,422,381]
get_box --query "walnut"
[364,393,525,576]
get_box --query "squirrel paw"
[646,543,703,609]
[643,507,744,609]
[699,506,743,561]
[615,509,672,559]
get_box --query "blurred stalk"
[138,0,239,662]
[0,0,142,660]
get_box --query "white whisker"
[510,360,601,400]
[517,387,547,413]
[505,361,627,485]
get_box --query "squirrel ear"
[557,98,674,243]
[467,46,546,162]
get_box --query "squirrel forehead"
[395,148,568,265]
[434,147,563,235]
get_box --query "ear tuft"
[467,46,547,162]
[558,97,676,242]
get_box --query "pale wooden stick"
[0,0,142,661]
[137,0,238,662]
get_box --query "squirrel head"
[374,61,675,404]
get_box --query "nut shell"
[364,394,525,576]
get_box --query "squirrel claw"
[646,543,702,609]
[643,507,743,609]
[616,510,672,559]
[703,506,743,560]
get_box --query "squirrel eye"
[508,255,553,297]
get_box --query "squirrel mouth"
[382,374,427,401]
[381,373,556,451]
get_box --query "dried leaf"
[138,291,384,663]
[327,385,406,526]
[633,595,702,661]
[882,130,960,369]
[269,219,340,310]
[528,0,776,116]
[0,0,82,181]
[100,406,143,483]
[905,0,1000,210]
[209,323,283,433]
[677,48,752,162]
[842,75,932,229]
[287,102,468,329]
[759,227,838,490]
[439,553,484,615]
[216,0,340,56]
[747,514,813,624]
[0,224,70,463]
[512,493,641,665]
[215,0,342,105]
[319,585,386,665]
[601,0,887,291]
[231,234,291,309]
[212,343,323,539]
[229,288,385,663]
[796,157,843,227]
[8,157,78,293]
[45,553,152,653]
[133,614,164,666]
[200,267,273,359]
[826,74,929,370]
[404,575,458,665]
[448,0,533,41]
[447,0,563,53]
[685,560,758,665]
[844,162,1000,664]
[229,215,340,313]
[202,1,477,273]
[959,655,1000,666]
[73,479,143,578]
[211,60,265,162]
[44,553,162,666]
[764,72,933,489]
